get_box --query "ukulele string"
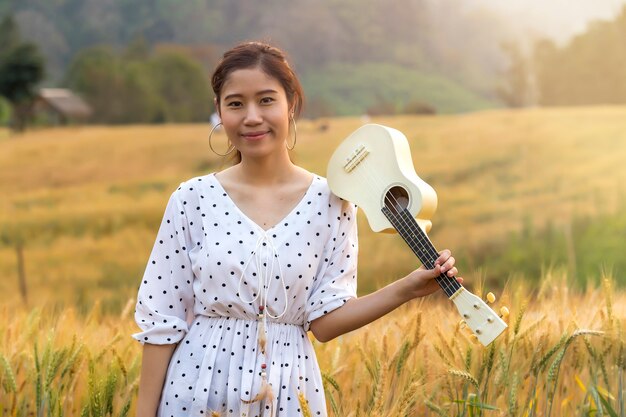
[354,162,474,307]
[350,159,458,297]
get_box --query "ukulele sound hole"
[384,186,409,215]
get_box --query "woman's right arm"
[136,343,177,417]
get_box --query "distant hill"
[1,0,513,116]
[302,63,496,116]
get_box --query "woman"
[134,41,460,417]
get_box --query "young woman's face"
[218,67,291,160]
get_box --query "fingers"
[434,249,457,277]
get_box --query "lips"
[241,130,269,140]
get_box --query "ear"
[214,98,221,117]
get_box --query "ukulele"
[327,124,507,346]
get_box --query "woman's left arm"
[309,249,461,342]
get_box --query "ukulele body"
[327,124,437,234]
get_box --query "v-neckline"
[210,173,316,232]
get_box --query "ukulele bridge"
[343,144,370,173]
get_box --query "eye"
[260,97,275,105]
[226,100,242,108]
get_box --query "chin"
[241,145,287,160]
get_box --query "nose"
[244,104,262,125]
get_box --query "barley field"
[0,107,625,415]
[0,276,623,416]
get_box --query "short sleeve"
[304,200,358,331]
[132,188,195,345]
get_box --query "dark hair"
[211,41,304,118]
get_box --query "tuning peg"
[459,319,467,329]
[486,292,496,303]
[499,306,510,318]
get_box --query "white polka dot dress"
[133,173,358,416]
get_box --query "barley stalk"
[111,348,128,382]
[322,372,342,417]
[411,312,422,350]
[425,399,448,417]
[508,371,518,416]
[118,396,132,417]
[0,352,16,394]
[516,315,547,342]
[44,350,65,390]
[532,333,568,375]
[103,366,118,415]
[394,341,410,377]
[602,277,614,328]
[433,345,452,367]
[436,327,456,364]
[465,345,473,372]
[448,369,480,390]
[513,301,527,337]
[298,391,313,417]
[393,377,421,416]
[371,360,386,413]
[479,342,496,398]
[381,334,388,362]
[545,329,604,417]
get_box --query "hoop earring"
[209,123,235,156]
[287,117,297,150]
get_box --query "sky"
[473,0,626,44]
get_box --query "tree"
[65,43,212,124]
[64,45,161,124]
[0,15,45,131]
[149,49,212,122]
[498,42,537,107]
[532,6,626,106]
[0,14,20,54]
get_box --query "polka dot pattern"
[133,173,358,416]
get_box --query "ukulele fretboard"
[381,206,462,298]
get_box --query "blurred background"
[3,0,626,124]
[1,0,626,313]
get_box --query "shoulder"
[313,175,357,215]
[170,173,215,205]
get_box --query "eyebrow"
[223,89,279,101]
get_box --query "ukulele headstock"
[451,288,508,346]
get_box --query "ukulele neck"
[381,206,462,298]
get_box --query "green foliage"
[301,63,497,117]
[0,14,45,130]
[148,49,213,122]
[467,208,626,288]
[64,43,212,124]
[0,14,20,55]
[0,43,46,102]
[0,95,11,125]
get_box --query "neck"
[236,150,297,186]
